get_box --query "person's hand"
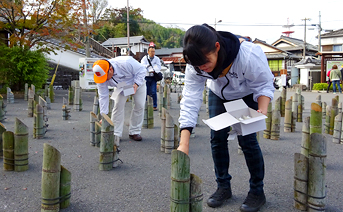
[257,109,267,116]
[99,119,102,124]
[133,83,138,94]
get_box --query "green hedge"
[312,83,342,91]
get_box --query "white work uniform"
[96,56,146,140]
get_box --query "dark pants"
[327,80,332,93]
[145,76,157,108]
[208,90,265,195]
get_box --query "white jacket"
[179,41,275,129]
[97,56,146,114]
[141,55,161,77]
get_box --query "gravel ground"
[0,89,343,212]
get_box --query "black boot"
[207,187,232,208]
[240,192,266,212]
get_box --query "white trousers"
[111,83,146,138]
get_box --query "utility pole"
[301,18,311,59]
[83,0,90,57]
[127,0,130,56]
[318,11,322,60]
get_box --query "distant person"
[327,69,332,93]
[178,24,274,212]
[340,64,343,82]
[330,64,341,94]
[93,56,146,145]
[141,42,161,111]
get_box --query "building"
[155,48,186,73]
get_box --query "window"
[268,60,283,72]
[333,45,342,52]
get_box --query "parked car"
[172,72,185,85]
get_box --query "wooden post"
[332,113,342,144]
[324,106,331,134]
[270,109,281,140]
[281,88,287,117]
[310,103,322,135]
[292,93,298,131]
[0,123,5,158]
[147,96,154,129]
[308,133,327,212]
[284,99,292,132]
[3,131,14,171]
[301,116,310,157]
[41,143,61,212]
[99,113,114,171]
[321,102,326,119]
[165,111,174,154]
[14,118,29,172]
[60,165,71,209]
[263,102,272,139]
[36,104,45,139]
[90,112,97,146]
[161,107,166,152]
[329,98,338,135]
[190,173,203,211]
[293,153,309,211]
[170,150,190,212]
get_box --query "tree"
[90,0,108,24]
[0,0,89,53]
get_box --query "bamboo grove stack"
[294,103,327,211]
[41,143,71,211]
[170,150,203,212]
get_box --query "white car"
[172,72,185,85]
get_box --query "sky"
[109,0,343,46]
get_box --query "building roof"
[294,56,321,66]
[321,28,343,38]
[101,35,150,47]
[272,35,318,52]
[161,57,185,63]
[155,48,183,56]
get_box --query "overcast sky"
[110,0,343,46]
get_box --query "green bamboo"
[291,93,298,131]
[143,100,148,128]
[24,83,28,101]
[301,116,310,157]
[161,107,166,152]
[62,105,71,120]
[90,112,97,146]
[297,104,302,122]
[329,98,338,135]
[167,85,171,109]
[0,122,5,158]
[190,173,203,212]
[92,96,99,114]
[293,153,308,211]
[73,85,80,111]
[68,86,74,105]
[14,118,29,172]
[310,103,322,135]
[163,84,168,109]
[281,88,287,117]
[165,110,174,154]
[270,109,281,140]
[324,106,331,134]
[321,102,326,119]
[0,95,4,121]
[174,124,179,149]
[263,102,272,139]
[95,121,101,147]
[36,104,45,139]
[28,98,34,117]
[3,131,14,171]
[79,89,83,111]
[202,89,207,104]
[170,150,190,212]
[147,96,154,129]
[308,133,327,211]
[99,113,114,171]
[284,99,292,132]
[41,143,61,212]
[333,113,342,144]
[49,84,54,103]
[60,165,71,209]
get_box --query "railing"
[89,38,113,58]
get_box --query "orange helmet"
[93,60,109,84]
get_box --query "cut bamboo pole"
[301,116,310,157]
[95,121,101,147]
[46,96,51,110]
[315,95,321,107]
[270,109,281,140]
[275,96,281,115]
[28,88,34,117]
[62,105,71,120]
[36,104,45,139]
[0,95,4,121]
[3,131,14,171]
[308,133,327,212]
[68,86,74,106]
[99,113,114,171]
[281,88,287,117]
[293,153,309,211]
[90,112,97,146]
[163,85,168,109]
[147,96,154,129]
[143,101,148,128]
[339,102,342,114]
[73,83,80,111]
[24,83,28,101]
[161,107,166,152]
[297,103,303,123]
[321,102,326,119]
[0,123,5,158]
[332,113,342,144]
[49,84,55,103]
[324,106,331,134]
[263,102,272,139]
[165,111,174,154]
[14,118,29,172]
[190,173,203,211]
[202,89,207,105]
[158,85,163,118]
[107,97,113,118]
[292,93,298,131]
[284,99,292,132]
[92,96,99,114]
[170,150,190,212]
[41,143,61,212]
[329,98,338,135]
[167,85,171,109]
[60,165,71,209]
[174,124,179,149]
[310,103,322,135]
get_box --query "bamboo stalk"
[174,124,179,149]
[170,150,190,212]
[62,105,71,120]
[202,89,207,105]
[293,153,309,211]
[3,131,14,171]
[321,102,326,119]
[49,84,54,103]
[310,103,322,135]
[281,88,287,117]
[270,109,280,140]
[308,133,327,212]
[143,101,148,128]
[263,102,272,139]
[284,99,292,132]
[0,123,5,158]
[275,96,281,115]
[0,95,4,121]
[68,86,74,105]
[324,106,331,134]
[297,104,303,123]
[332,113,342,144]
[107,98,113,118]
[90,112,97,146]
[315,95,321,107]
[167,85,171,109]
[292,93,298,131]
[24,83,28,101]
[99,113,114,171]
[92,96,99,114]
[161,107,166,152]
[163,85,168,109]
[165,111,174,154]
[301,116,310,157]
[41,143,61,212]
[36,104,45,139]
[73,85,80,111]
[158,85,163,118]
[46,96,51,110]
[147,96,154,129]
[14,118,29,172]
[190,173,203,212]
[60,165,71,209]
[338,102,342,114]
[329,98,338,135]
[95,121,101,147]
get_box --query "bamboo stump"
[143,101,148,128]
[165,111,175,154]
[36,104,45,139]
[202,89,207,105]
[158,85,163,118]
[339,102,342,114]
[49,84,55,103]
[321,102,326,119]
[329,98,338,135]
[161,107,166,152]
[147,96,154,128]
[46,96,51,110]
[28,88,34,117]
[301,116,310,157]
[0,95,4,121]
[73,84,80,111]
[270,109,280,140]
[310,103,322,135]
[95,121,101,147]
[294,153,309,211]
[24,83,28,101]
[324,106,331,134]
[308,133,327,212]
[99,113,114,171]
[60,165,71,209]
[0,123,6,158]
[190,174,203,211]
[3,131,14,171]
[68,86,74,106]
[333,113,342,144]
[297,104,302,123]
[263,102,272,139]
[174,124,179,149]
[315,95,321,108]
[90,112,98,146]
[284,99,292,132]
[281,88,287,117]
[170,150,190,212]
[41,143,61,212]
[292,93,298,131]
[14,118,29,172]
[92,96,99,114]
[62,105,71,120]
